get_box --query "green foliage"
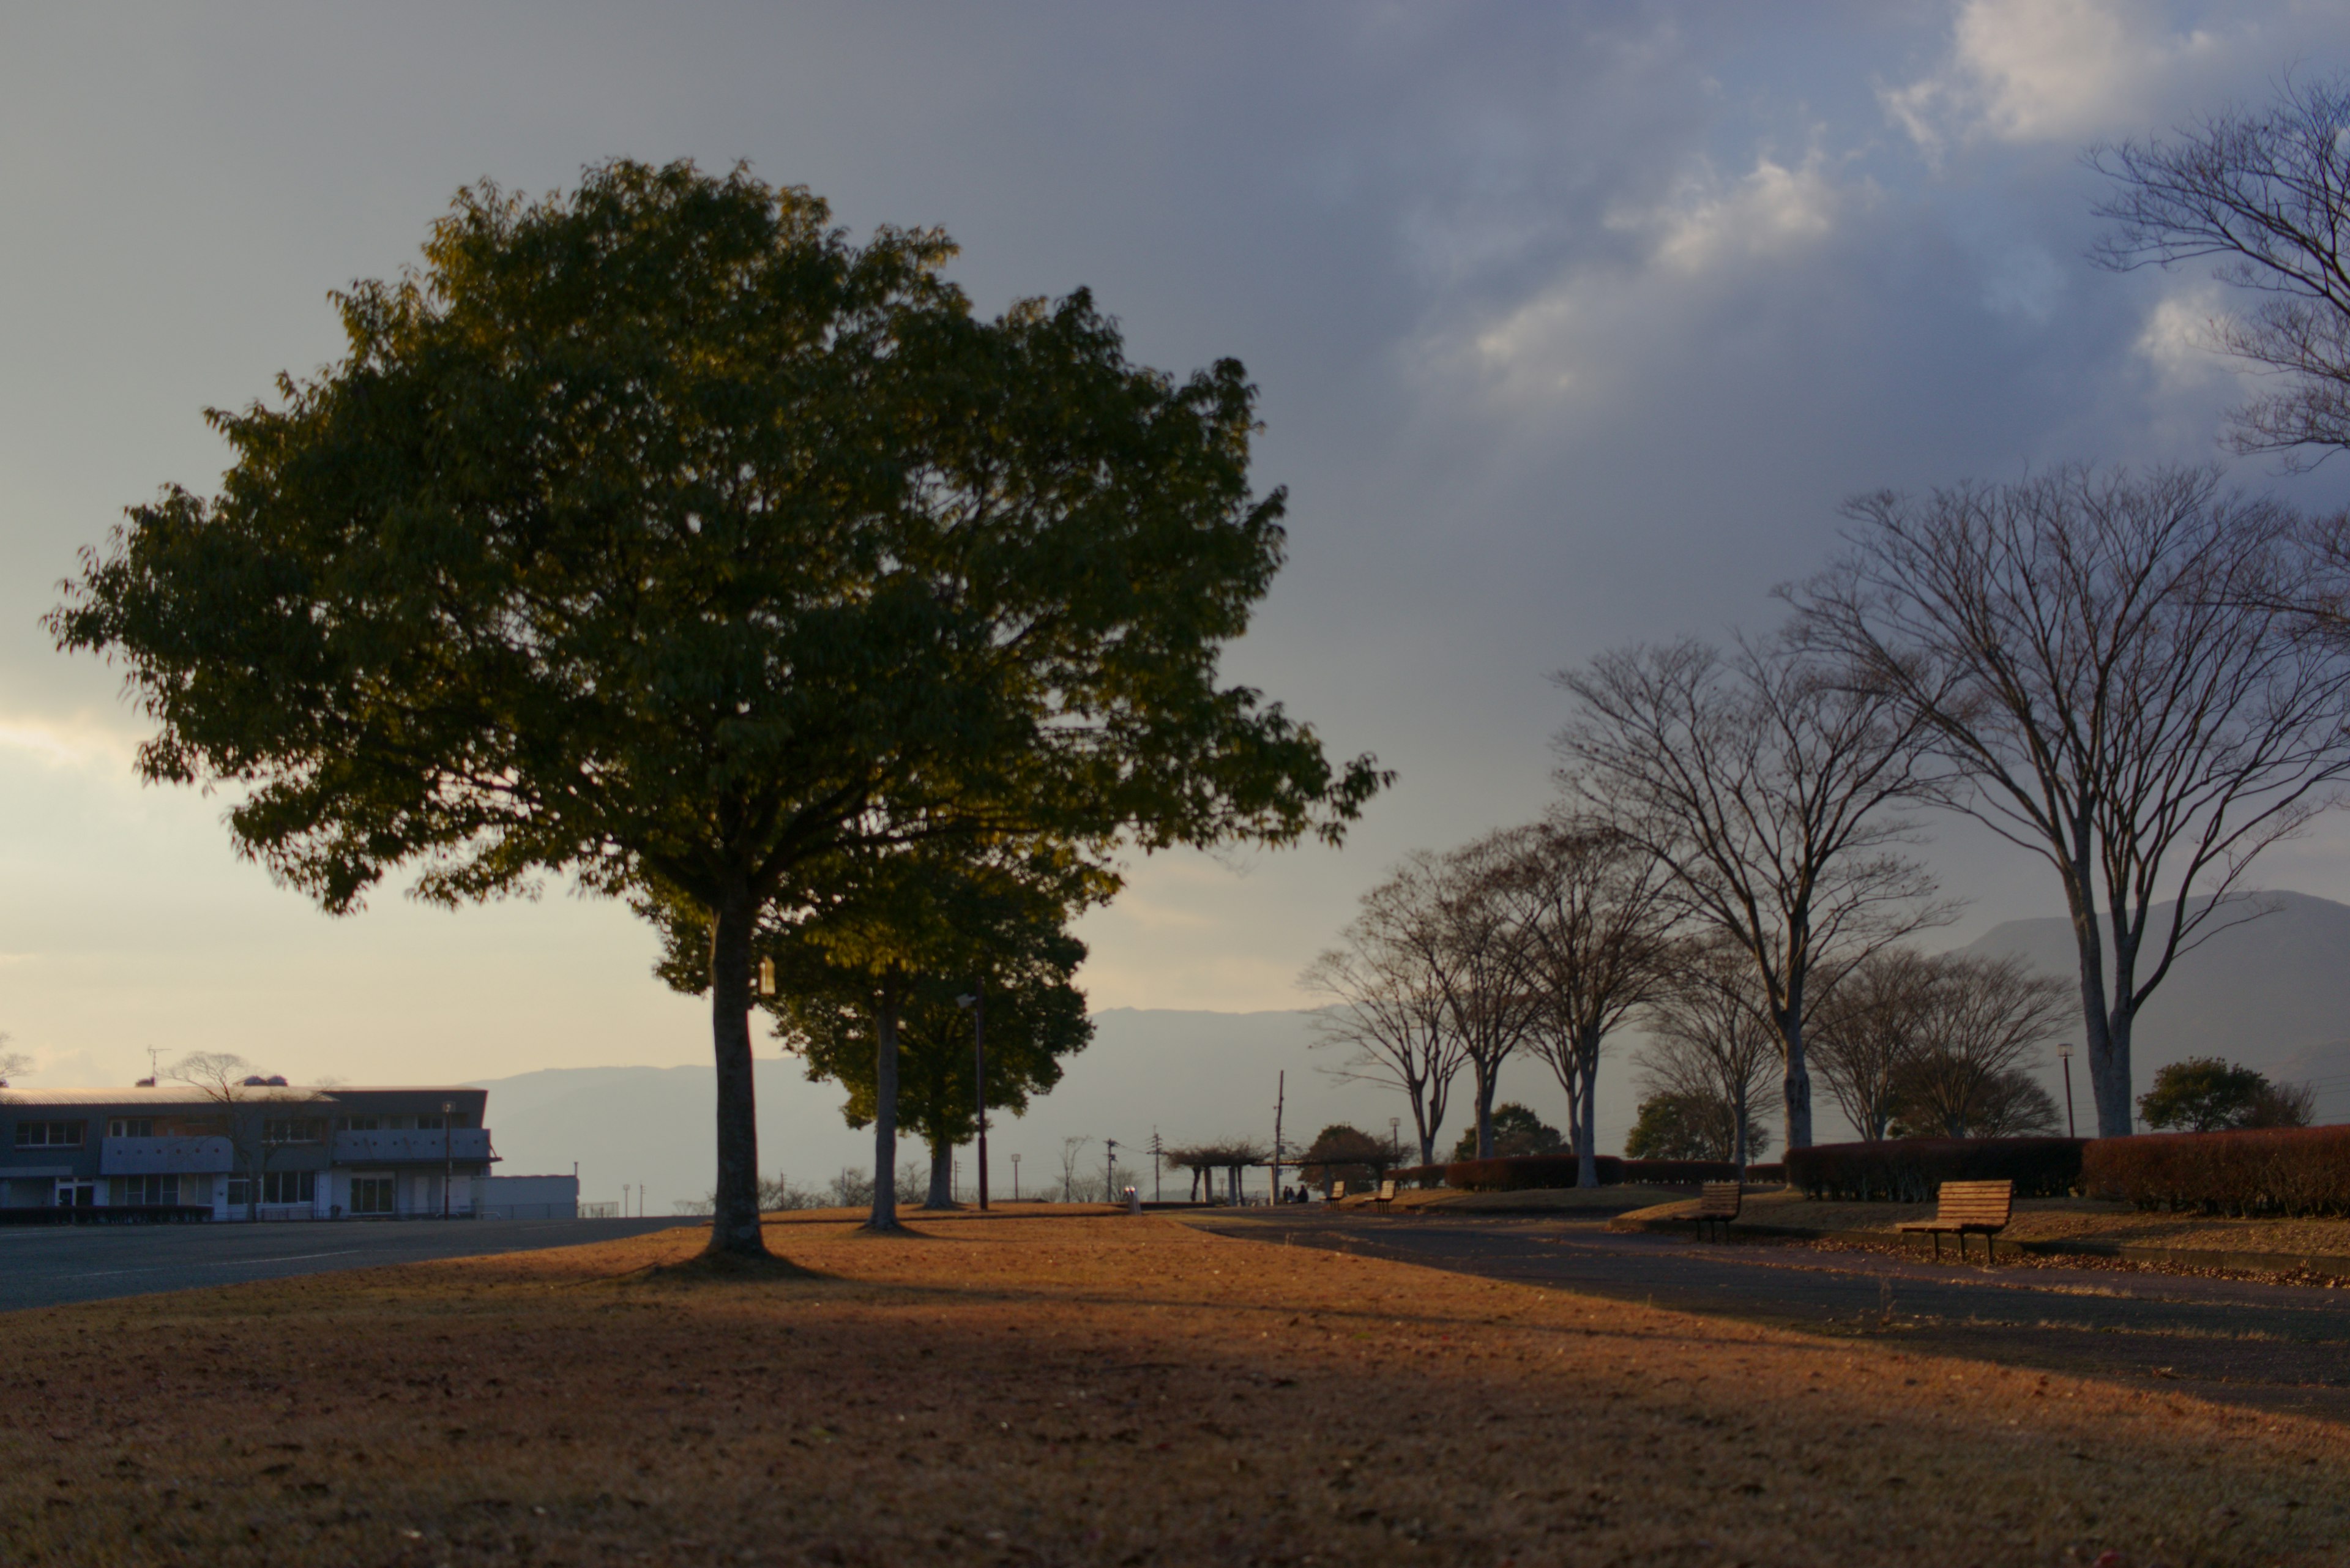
[2138,1057,2276,1133]
[1450,1102,1562,1161]
[48,159,1384,1252]
[1623,1091,1772,1163]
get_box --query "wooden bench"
[1896,1179,2014,1262]
[1370,1179,1399,1215]
[1327,1180,1346,1203]
[1693,1181,1740,1242]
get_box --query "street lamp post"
[442,1100,454,1220]
[2056,1044,2078,1139]
[956,991,988,1211]
[1010,1152,1021,1202]
[1105,1138,1117,1204]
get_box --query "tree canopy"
[51,160,1384,1256]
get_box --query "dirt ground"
[1623,1190,2350,1258]
[5,1211,2346,1567]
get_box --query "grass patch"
[3,1215,2345,1565]
[1623,1190,2350,1258]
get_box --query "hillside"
[1958,889,2350,1125]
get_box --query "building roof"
[0,1085,487,1107]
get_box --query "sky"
[7,1,2350,1103]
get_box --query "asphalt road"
[0,1216,685,1313]
[1187,1210,2350,1424]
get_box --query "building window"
[13,1121,85,1148]
[122,1174,181,1206]
[261,1171,316,1206]
[107,1118,156,1139]
[225,1178,252,1207]
[349,1175,396,1215]
[262,1119,320,1144]
[343,1116,379,1132]
[416,1114,444,1131]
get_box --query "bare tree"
[1430,829,1549,1159]
[165,1051,320,1221]
[1794,467,2350,1135]
[1300,861,1468,1165]
[1504,817,1676,1185]
[1555,635,1947,1152]
[1633,944,1781,1171]
[2089,72,2350,466]
[0,1034,28,1086]
[1808,947,1940,1141]
[1887,954,2072,1138]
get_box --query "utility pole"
[2057,1043,2078,1139]
[1270,1070,1285,1208]
[1148,1127,1163,1203]
[1105,1138,1119,1203]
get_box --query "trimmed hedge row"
[1785,1137,2086,1203]
[2082,1125,2350,1216]
[1444,1155,1742,1190]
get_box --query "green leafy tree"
[1450,1102,1563,1160]
[2138,1057,2288,1133]
[1622,1093,1725,1162]
[50,161,1383,1260]
[723,845,1098,1220]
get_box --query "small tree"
[0,1036,28,1086]
[165,1052,318,1220]
[1883,954,2071,1140]
[1556,635,1947,1154]
[1624,1093,1750,1162]
[2138,1057,2285,1132]
[1449,1103,1562,1160]
[1808,948,1939,1141]
[1301,859,1468,1165]
[1632,945,1781,1170]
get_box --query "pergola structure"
[1160,1141,1269,1204]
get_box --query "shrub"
[1443,1154,1743,1190]
[1744,1162,1786,1184]
[1388,1164,1448,1189]
[2081,1124,2350,1216]
[1450,1103,1565,1160]
[1785,1137,2086,1202]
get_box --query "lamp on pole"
[1105,1138,1118,1204]
[442,1100,454,1220]
[1010,1152,1020,1202]
[2056,1044,2078,1139]
[956,991,988,1211]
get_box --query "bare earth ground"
[1619,1191,2350,1260]
[5,1212,2348,1567]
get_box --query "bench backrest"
[1330,1181,1347,1200]
[1377,1179,1397,1201]
[1696,1181,1742,1219]
[1933,1179,2013,1225]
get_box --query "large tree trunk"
[866,971,904,1233]
[1777,1011,1813,1153]
[925,1137,955,1208]
[706,883,768,1257]
[1472,1059,1500,1158]
[2061,869,2136,1138]
[1576,1027,1602,1188]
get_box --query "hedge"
[1444,1155,1744,1190]
[2081,1125,2350,1217]
[1785,1137,2086,1202]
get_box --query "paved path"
[1187,1210,2350,1424]
[0,1217,684,1313]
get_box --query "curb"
[1605,1214,2350,1280]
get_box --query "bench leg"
[1930,1233,1939,1261]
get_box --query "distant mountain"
[476,894,2350,1213]
[1958,889,2350,1124]
[474,1010,1588,1217]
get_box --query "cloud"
[0,711,140,772]
[1453,147,1862,405]
[2133,281,2237,387]
[1884,0,2229,154]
